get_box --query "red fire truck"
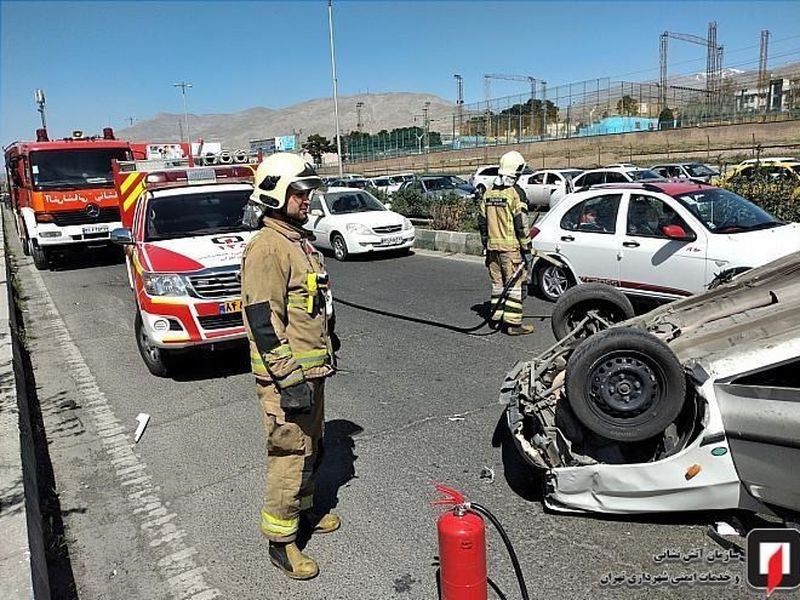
[3,127,132,269]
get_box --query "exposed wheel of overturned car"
[550,283,635,340]
[565,327,686,442]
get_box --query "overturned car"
[502,251,800,521]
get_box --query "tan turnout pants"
[258,378,325,542]
[486,250,524,326]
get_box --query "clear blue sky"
[2,0,799,145]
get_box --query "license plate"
[83,225,109,235]
[384,235,402,245]
[219,300,242,314]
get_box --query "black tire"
[331,233,349,261]
[31,241,50,270]
[134,311,173,377]
[476,184,486,196]
[535,261,573,302]
[551,283,635,340]
[708,266,751,289]
[565,327,686,442]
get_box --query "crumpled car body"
[503,250,800,519]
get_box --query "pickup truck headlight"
[143,273,188,297]
[402,218,413,230]
[346,223,372,235]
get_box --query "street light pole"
[173,81,193,153]
[328,0,344,177]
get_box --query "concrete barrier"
[0,208,48,599]
[413,228,484,256]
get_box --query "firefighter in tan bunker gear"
[478,150,535,335]
[241,153,339,580]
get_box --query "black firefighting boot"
[504,323,535,336]
[301,511,342,535]
[268,541,319,580]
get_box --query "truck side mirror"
[110,228,134,245]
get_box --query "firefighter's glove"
[280,381,313,415]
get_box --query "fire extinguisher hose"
[470,502,530,600]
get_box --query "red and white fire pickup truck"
[111,158,259,376]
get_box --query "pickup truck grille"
[52,207,121,226]
[372,224,402,234]
[187,271,240,299]
[198,313,243,330]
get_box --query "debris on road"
[134,413,150,443]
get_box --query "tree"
[616,95,639,116]
[658,107,675,130]
[302,134,336,165]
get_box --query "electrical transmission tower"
[659,22,723,109]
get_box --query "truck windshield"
[146,189,251,241]
[30,148,130,189]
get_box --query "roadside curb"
[413,228,484,256]
[412,213,544,257]
[0,207,41,599]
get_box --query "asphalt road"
[10,230,761,600]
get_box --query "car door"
[308,193,331,249]
[545,172,567,206]
[521,172,546,206]
[556,193,623,286]
[618,193,708,298]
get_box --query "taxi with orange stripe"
[112,157,257,376]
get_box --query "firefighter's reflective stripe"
[275,369,305,388]
[293,348,328,368]
[261,510,298,537]
[287,293,307,310]
[251,346,327,377]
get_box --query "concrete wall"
[0,209,49,599]
[326,119,800,175]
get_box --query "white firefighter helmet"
[498,150,526,179]
[250,153,323,211]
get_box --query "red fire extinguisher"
[435,484,488,600]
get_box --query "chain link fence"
[343,63,800,165]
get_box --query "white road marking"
[26,269,221,600]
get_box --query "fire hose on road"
[332,259,554,336]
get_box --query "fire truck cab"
[112,158,259,376]
[3,128,131,269]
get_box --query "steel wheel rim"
[543,266,569,297]
[587,350,664,419]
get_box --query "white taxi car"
[305,187,415,261]
[529,181,800,301]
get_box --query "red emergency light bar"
[144,165,254,189]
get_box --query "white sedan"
[305,187,415,261]
[518,169,583,209]
[529,180,800,302]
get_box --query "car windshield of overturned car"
[145,189,251,241]
[676,187,785,233]
[325,191,386,214]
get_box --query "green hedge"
[721,173,800,222]
[388,189,479,232]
